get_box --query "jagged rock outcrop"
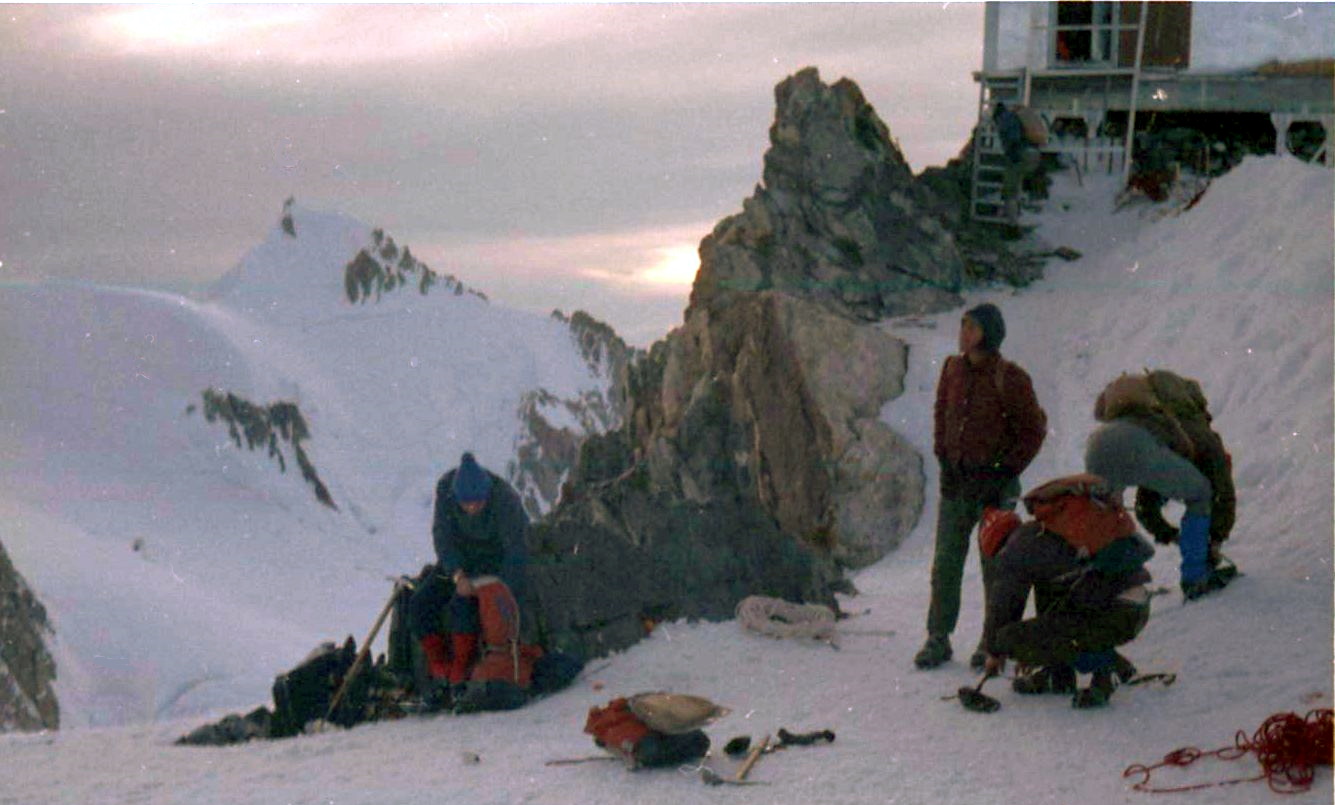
[344,227,485,305]
[527,68,952,659]
[508,311,642,517]
[190,390,337,510]
[0,540,58,732]
[692,67,964,319]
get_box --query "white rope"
[735,595,837,642]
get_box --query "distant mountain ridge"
[0,200,633,729]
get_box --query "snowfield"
[0,155,1331,804]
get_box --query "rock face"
[192,390,337,510]
[692,67,964,319]
[527,68,957,659]
[0,540,58,732]
[507,311,642,517]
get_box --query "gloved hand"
[983,654,1006,676]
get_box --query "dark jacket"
[994,106,1028,163]
[432,468,529,602]
[934,353,1047,497]
[982,522,1153,655]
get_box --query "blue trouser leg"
[1178,513,1211,584]
[1086,421,1213,585]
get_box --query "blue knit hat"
[452,452,492,503]
[965,303,1006,351]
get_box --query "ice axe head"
[957,671,1001,714]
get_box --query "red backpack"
[469,578,543,688]
[1022,473,1136,556]
[584,698,654,763]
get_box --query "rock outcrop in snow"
[527,68,953,657]
[0,540,58,733]
[508,311,641,517]
[192,390,337,510]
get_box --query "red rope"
[1124,709,1333,794]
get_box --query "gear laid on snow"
[583,695,717,769]
[626,692,730,735]
[1124,709,1333,794]
[736,595,837,642]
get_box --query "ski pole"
[325,578,405,723]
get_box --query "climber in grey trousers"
[1085,420,1218,599]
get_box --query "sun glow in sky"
[638,245,699,288]
[88,6,314,52]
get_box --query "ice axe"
[941,669,1001,714]
[324,577,408,723]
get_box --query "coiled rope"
[1124,708,1333,794]
[735,595,837,642]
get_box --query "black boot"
[913,634,952,670]
[1072,669,1116,709]
[422,680,457,713]
[1012,665,1076,695]
[1112,651,1138,684]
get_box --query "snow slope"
[0,205,614,728]
[0,157,1330,804]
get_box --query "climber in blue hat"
[406,451,530,710]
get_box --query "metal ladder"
[970,72,1026,224]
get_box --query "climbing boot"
[913,634,952,669]
[1012,665,1076,695]
[1072,669,1116,709]
[1182,555,1238,601]
[421,680,458,714]
[1113,651,1138,684]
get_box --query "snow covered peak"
[208,199,483,324]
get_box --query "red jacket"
[933,353,1046,479]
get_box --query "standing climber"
[914,304,1048,670]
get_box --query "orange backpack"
[1022,473,1136,557]
[978,507,1023,559]
[584,698,654,763]
[469,578,542,688]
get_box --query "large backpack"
[1021,473,1136,557]
[270,637,370,737]
[1014,105,1049,147]
[584,697,712,769]
[1094,370,1206,459]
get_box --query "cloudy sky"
[4,4,986,345]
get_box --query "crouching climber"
[408,451,537,712]
[980,474,1154,709]
[1085,369,1238,600]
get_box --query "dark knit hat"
[965,303,1006,351]
[452,452,492,503]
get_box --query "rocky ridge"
[526,68,964,658]
[0,540,58,733]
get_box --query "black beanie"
[965,303,1006,351]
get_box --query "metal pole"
[1121,0,1150,186]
